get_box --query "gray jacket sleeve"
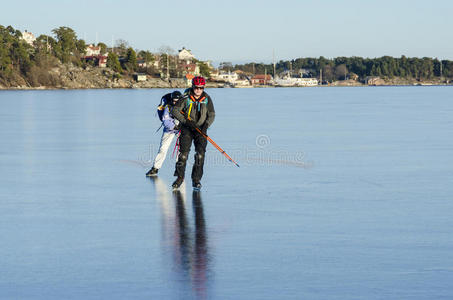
[171,97,187,124]
[205,96,215,128]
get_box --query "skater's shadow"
[173,190,210,299]
[148,177,211,299]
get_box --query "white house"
[85,45,101,56]
[83,44,107,67]
[178,47,194,62]
[21,30,36,46]
[215,72,239,83]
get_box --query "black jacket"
[172,90,215,129]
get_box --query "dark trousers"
[174,127,208,182]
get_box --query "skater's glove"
[185,120,197,129]
[201,123,209,134]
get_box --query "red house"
[251,74,273,85]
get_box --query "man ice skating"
[146,91,182,177]
[171,76,215,189]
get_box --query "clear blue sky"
[3,0,453,64]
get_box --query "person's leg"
[152,131,176,169]
[174,128,193,179]
[191,131,208,185]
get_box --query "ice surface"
[1,87,453,299]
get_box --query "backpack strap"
[185,95,208,120]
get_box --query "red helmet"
[192,76,206,86]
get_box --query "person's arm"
[162,106,176,130]
[171,96,187,124]
[204,96,216,128]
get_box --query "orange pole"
[194,127,240,168]
[180,111,240,167]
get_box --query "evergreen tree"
[125,47,137,71]
[139,50,154,64]
[0,28,13,73]
[97,42,107,55]
[52,26,78,63]
[198,61,211,78]
[107,52,122,73]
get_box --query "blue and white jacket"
[161,105,180,134]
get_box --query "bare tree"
[322,65,335,82]
[115,39,129,49]
[158,45,176,56]
[219,62,233,72]
[335,64,348,80]
[115,39,129,56]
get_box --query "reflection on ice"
[149,177,211,299]
[191,191,209,299]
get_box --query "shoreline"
[2,63,451,90]
[1,64,451,91]
[1,83,452,91]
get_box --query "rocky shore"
[330,77,451,87]
[0,64,223,90]
[0,64,450,90]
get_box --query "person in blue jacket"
[146,91,182,176]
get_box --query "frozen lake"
[1,87,453,299]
